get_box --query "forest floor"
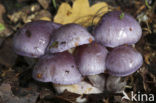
[0,0,156,103]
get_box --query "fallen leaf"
[0,38,17,67]
[39,17,51,21]
[8,4,40,23]
[54,0,108,27]
[0,23,5,32]
[36,10,52,21]
[144,53,151,64]
[0,83,39,103]
[37,0,50,9]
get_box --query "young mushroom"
[93,11,142,48]
[106,46,143,76]
[74,42,107,91]
[75,42,108,75]
[32,51,103,94]
[13,20,61,58]
[32,52,82,85]
[47,23,94,53]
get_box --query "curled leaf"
[54,0,108,27]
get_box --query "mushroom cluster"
[13,11,143,94]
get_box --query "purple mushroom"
[32,52,82,85]
[93,11,142,48]
[47,23,94,53]
[106,46,143,76]
[13,20,61,58]
[75,42,108,75]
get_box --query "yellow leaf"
[40,17,51,21]
[54,0,108,27]
[72,0,90,15]
[55,3,72,23]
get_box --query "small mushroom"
[32,52,82,85]
[13,20,61,58]
[93,11,142,48]
[75,42,108,75]
[47,23,94,53]
[106,46,143,76]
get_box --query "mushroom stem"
[53,81,103,95]
[105,75,126,93]
[87,74,105,91]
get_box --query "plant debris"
[54,0,109,27]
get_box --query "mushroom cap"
[47,23,94,53]
[32,52,82,85]
[93,11,142,48]
[13,20,61,58]
[75,42,108,75]
[106,46,143,77]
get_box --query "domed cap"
[13,20,61,58]
[75,42,108,75]
[106,46,143,76]
[47,23,94,53]
[32,52,82,85]
[93,11,142,48]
